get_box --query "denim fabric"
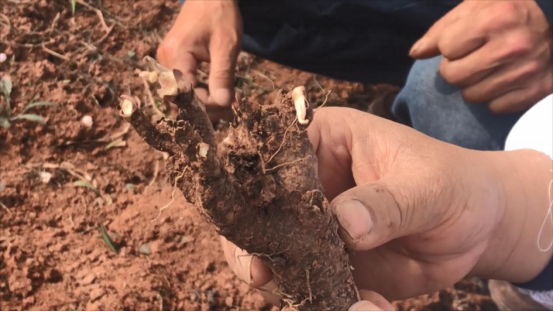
[238,1,523,150]
[391,56,524,150]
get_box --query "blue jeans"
[239,0,524,150]
[392,57,524,150]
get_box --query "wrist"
[473,149,552,282]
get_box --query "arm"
[502,95,553,292]
[472,147,553,283]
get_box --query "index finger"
[157,47,198,86]
[410,3,462,59]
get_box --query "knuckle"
[495,2,520,26]
[210,67,234,80]
[437,41,455,60]
[519,61,541,79]
[504,33,534,58]
[488,103,505,114]
[477,3,520,34]
[439,62,457,84]
[213,28,239,48]
[157,37,180,61]
[461,88,482,103]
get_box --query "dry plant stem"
[0,201,10,214]
[41,45,69,61]
[125,72,357,310]
[74,0,111,33]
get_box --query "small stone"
[203,260,215,272]
[94,197,104,206]
[0,53,6,63]
[119,246,127,257]
[39,171,52,184]
[138,243,151,255]
[89,286,105,301]
[81,273,96,285]
[181,235,193,244]
[0,181,5,192]
[81,115,93,128]
[225,296,234,307]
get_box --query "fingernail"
[349,300,380,311]
[336,200,373,241]
[410,38,425,56]
[233,247,253,285]
[250,257,274,288]
[214,88,232,106]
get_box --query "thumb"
[208,32,239,107]
[330,178,434,251]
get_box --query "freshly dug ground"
[1,0,498,310]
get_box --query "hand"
[410,0,553,113]
[221,241,393,310]
[221,107,552,302]
[157,0,242,111]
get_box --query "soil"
[0,0,498,310]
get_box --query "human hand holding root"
[410,0,553,113]
[223,107,553,304]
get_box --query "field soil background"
[1,0,498,310]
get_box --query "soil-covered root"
[120,61,358,310]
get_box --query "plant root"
[121,61,358,310]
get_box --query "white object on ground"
[81,115,93,128]
[39,171,52,184]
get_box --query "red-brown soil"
[0,1,497,310]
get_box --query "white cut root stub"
[120,97,135,118]
[222,135,234,147]
[292,86,309,125]
[157,71,178,98]
[198,142,210,159]
[139,71,159,84]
